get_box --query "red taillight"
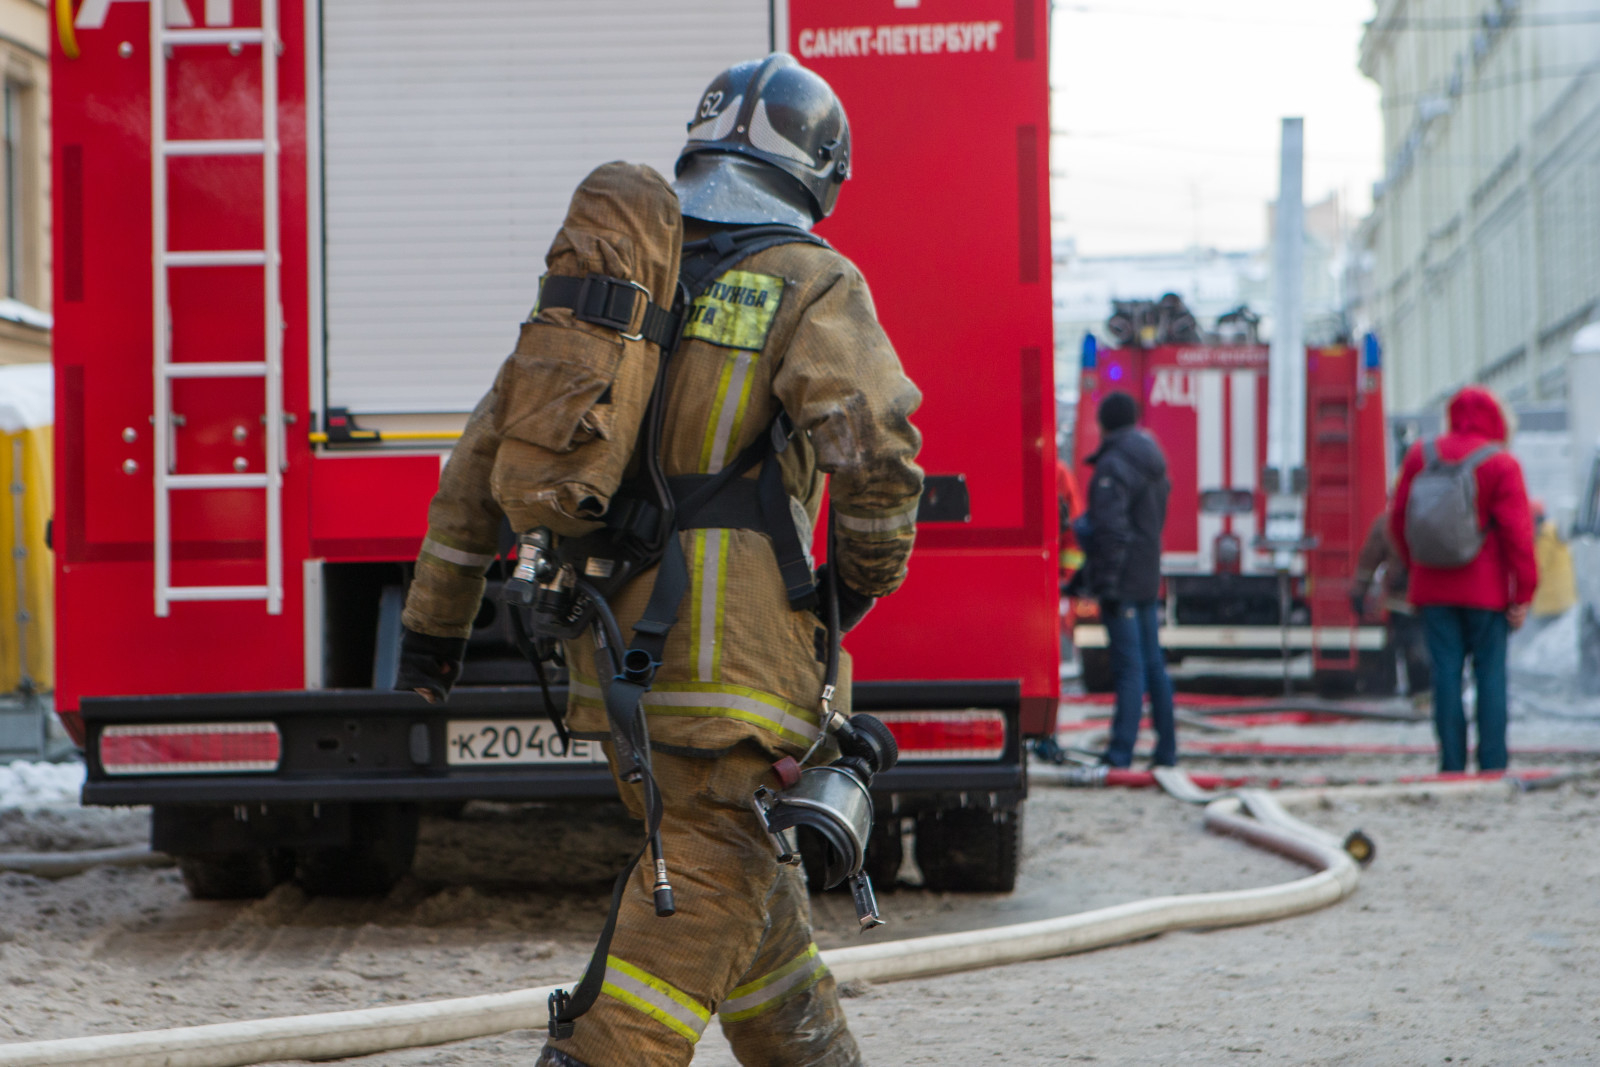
[99,723,282,776]
[874,711,1006,761]
[1214,532,1242,574]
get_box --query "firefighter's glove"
[1350,593,1367,620]
[396,627,468,704]
[814,565,876,634]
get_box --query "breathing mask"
[753,710,899,930]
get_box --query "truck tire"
[295,803,419,897]
[1313,668,1356,697]
[177,850,294,900]
[914,805,1021,893]
[1357,649,1398,696]
[1581,607,1600,698]
[1080,649,1114,693]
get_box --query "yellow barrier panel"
[0,366,52,693]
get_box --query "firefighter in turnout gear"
[398,55,923,1067]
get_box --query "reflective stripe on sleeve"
[569,676,821,748]
[833,505,918,537]
[601,955,712,1043]
[420,537,497,570]
[719,944,828,1023]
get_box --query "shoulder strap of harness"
[536,273,682,351]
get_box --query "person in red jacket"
[1390,385,1537,772]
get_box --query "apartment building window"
[3,80,19,301]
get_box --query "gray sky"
[1050,0,1383,255]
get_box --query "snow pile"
[1512,607,1580,680]
[0,760,84,809]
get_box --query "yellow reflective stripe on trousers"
[601,955,712,1043]
[689,529,728,682]
[699,349,758,474]
[569,676,821,747]
[719,944,828,1023]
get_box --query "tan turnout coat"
[403,164,923,760]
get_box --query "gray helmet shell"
[673,54,850,226]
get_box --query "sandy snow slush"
[2,752,1599,1066]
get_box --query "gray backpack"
[1403,439,1500,567]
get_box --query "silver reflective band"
[569,676,821,747]
[421,538,496,570]
[601,956,711,1042]
[719,944,827,1022]
[833,507,917,535]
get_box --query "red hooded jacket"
[1390,386,1537,611]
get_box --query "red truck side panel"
[790,0,1059,728]
[54,0,313,723]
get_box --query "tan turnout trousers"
[540,744,859,1066]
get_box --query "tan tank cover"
[490,161,684,536]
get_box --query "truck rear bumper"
[1073,623,1387,652]
[79,681,1027,808]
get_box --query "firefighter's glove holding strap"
[814,565,876,633]
[396,627,468,704]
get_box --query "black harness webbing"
[538,273,681,350]
[548,223,830,1041]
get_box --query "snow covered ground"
[0,759,84,810]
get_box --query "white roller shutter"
[321,2,771,415]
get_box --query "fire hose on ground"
[0,773,1524,1067]
[0,845,170,878]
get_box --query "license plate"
[445,720,608,766]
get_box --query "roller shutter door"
[321,2,771,415]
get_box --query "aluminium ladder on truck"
[150,0,285,616]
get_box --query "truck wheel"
[1581,607,1600,697]
[295,804,419,897]
[1313,668,1356,698]
[1080,649,1114,693]
[914,805,1021,893]
[177,850,294,900]
[862,816,905,890]
[1357,649,1398,696]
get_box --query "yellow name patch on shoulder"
[683,270,785,351]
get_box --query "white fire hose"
[0,774,1516,1067]
[0,845,170,878]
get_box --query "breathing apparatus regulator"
[752,517,897,929]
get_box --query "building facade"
[1356,0,1600,414]
[0,0,48,364]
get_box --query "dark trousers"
[1391,610,1433,694]
[1420,606,1508,772]
[1101,599,1177,768]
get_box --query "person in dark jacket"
[1083,392,1176,768]
[1390,385,1536,773]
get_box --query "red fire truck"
[1069,333,1392,694]
[52,1,1057,896]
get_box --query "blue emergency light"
[1363,332,1381,369]
[1081,333,1097,370]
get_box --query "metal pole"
[1265,117,1306,566]
[1266,118,1306,693]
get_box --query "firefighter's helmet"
[673,54,851,229]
